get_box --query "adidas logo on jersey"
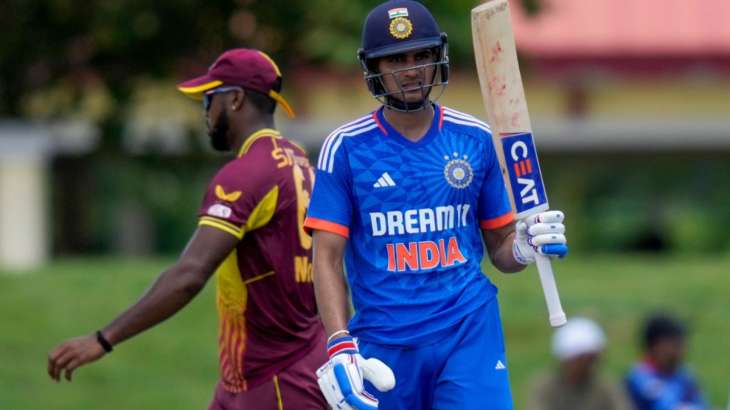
[495,360,506,370]
[373,172,396,188]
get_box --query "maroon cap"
[177,48,295,117]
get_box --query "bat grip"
[534,254,567,327]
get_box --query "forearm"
[102,262,208,346]
[313,257,350,338]
[490,231,526,273]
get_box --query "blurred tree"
[0,0,542,255]
[0,0,539,122]
[1,0,236,123]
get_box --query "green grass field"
[1,255,728,409]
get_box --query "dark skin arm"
[311,230,350,338]
[47,226,238,382]
[482,221,525,273]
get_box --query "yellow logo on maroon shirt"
[215,185,241,202]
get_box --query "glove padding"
[512,210,568,265]
[317,335,395,410]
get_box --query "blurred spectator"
[527,317,630,410]
[625,313,708,410]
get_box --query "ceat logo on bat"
[501,132,549,217]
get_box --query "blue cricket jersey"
[625,361,709,410]
[304,104,514,346]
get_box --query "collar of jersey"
[376,104,441,148]
[238,128,281,157]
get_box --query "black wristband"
[96,330,113,353]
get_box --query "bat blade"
[471,0,567,327]
[472,0,531,135]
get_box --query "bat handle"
[534,254,567,327]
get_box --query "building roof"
[511,0,730,57]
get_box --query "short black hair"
[245,89,276,115]
[643,313,686,350]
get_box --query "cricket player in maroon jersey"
[47,48,327,409]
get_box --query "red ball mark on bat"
[511,112,521,127]
[489,41,504,63]
[487,77,497,92]
[497,83,507,96]
[488,75,507,96]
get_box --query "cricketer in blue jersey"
[305,1,568,409]
[625,314,708,410]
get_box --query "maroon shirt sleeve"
[198,158,279,238]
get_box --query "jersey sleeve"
[624,368,648,407]
[198,160,279,239]
[303,141,353,238]
[478,135,515,230]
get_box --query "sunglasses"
[203,86,243,111]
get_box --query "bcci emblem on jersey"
[443,153,474,189]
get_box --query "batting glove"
[512,210,568,265]
[317,333,396,410]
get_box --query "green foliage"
[1,255,728,408]
[541,154,730,254]
[1,0,538,117]
[0,0,235,116]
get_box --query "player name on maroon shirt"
[198,128,324,393]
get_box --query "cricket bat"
[471,0,567,327]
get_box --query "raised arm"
[482,221,525,273]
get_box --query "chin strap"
[383,96,431,112]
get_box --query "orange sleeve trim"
[372,111,388,136]
[480,211,515,230]
[304,217,350,239]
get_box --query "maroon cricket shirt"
[197,128,324,393]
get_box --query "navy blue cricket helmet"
[358,0,449,112]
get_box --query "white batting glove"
[317,333,396,410]
[512,210,568,265]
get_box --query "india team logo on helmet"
[389,17,413,40]
[443,153,473,189]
